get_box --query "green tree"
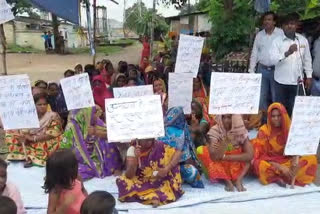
[209,0,255,59]
[7,0,33,16]
[160,0,187,9]
[271,0,320,20]
[124,3,168,37]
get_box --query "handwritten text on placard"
[175,34,204,78]
[209,73,262,115]
[60,73,95,110]
[285,96,320,156]
[113,85,153,98]
[168,73,193,114]
[0,75,39,130]
[105,95,165,142]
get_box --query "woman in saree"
[252,103,317,187]
[6,93,63,167]
[140,36,150,68]
[197,115,253,192]
[92,75,113,111]
[192,76,215,127]
[62,107,122,180]
[111,73,127,89]
[153,78,168,113]
[116,139,184,207]
[158,107,204,188]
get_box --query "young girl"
[44,149,87,214]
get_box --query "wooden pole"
[93,0,97,65]
[0,24,8,75]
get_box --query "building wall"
[16,31,46,50]
[3,22,14,44]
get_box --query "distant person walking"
[41,32,49,51]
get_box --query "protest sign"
[0,0,14,25]
[285,96,320,156]
[168,72,193,114]
[209,73,262,115]
[0,75,39,130]
[113,85,153,98]
[105,95,164,142]
[60,73,95,110]
[175,34,204,78]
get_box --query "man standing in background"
[249,12,283,124]
[270,14,313,117]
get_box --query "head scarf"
[112,73,126,88]
[266,102,291,144]
[208,114,248,146]
[193,77,207,98]
[159,107,193,162]
[92,75,113,111]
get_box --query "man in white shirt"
[270,14,313,116]
[249,12,283,124]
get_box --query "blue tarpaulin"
[30,0,79,25]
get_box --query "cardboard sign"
[168,73,193,114]
[113,85,153,98]
[209,73,262,115]
[105,95,165,142]
[60,73,95,110]
[285,96,320,156]
[0,75,39,130]
[175,34,204,78]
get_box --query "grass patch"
[7,44,42,53]
[69,45,122,55]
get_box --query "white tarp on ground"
[8,162,320,214]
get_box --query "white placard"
[209,73,262,115]
[113,85,153,98]
[175,34,204,78]
[285,96,320,156]
[0,75,39,130]
[168,73,193,114]
[105,95,165,142]
[0,0,14,25]
[60,73,95,110]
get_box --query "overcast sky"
[96,0,197,22]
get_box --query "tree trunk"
[0,24,8,75]
[52,14,61,54]
[224,0,233,18]
[93,0,97,65]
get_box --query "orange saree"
[197,115,248,182]
[252,103,317,186]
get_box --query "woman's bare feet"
[151,199,160,208]
[276,178,287,188]
[234,178,247,192]
[224,180,235,192]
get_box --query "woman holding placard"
[6,93,63,167]
[252,103,317,187]
[159,107,204,188]
[117,139,183,207]
[62,107,122,180]
[153,78,168,113]
[197,115,253,192]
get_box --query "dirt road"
[4,43,142,82]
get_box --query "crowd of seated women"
[2,59,318,211]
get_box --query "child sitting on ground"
[0,158,26,214]
[44,149,87,214]
[80,191,118,214]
